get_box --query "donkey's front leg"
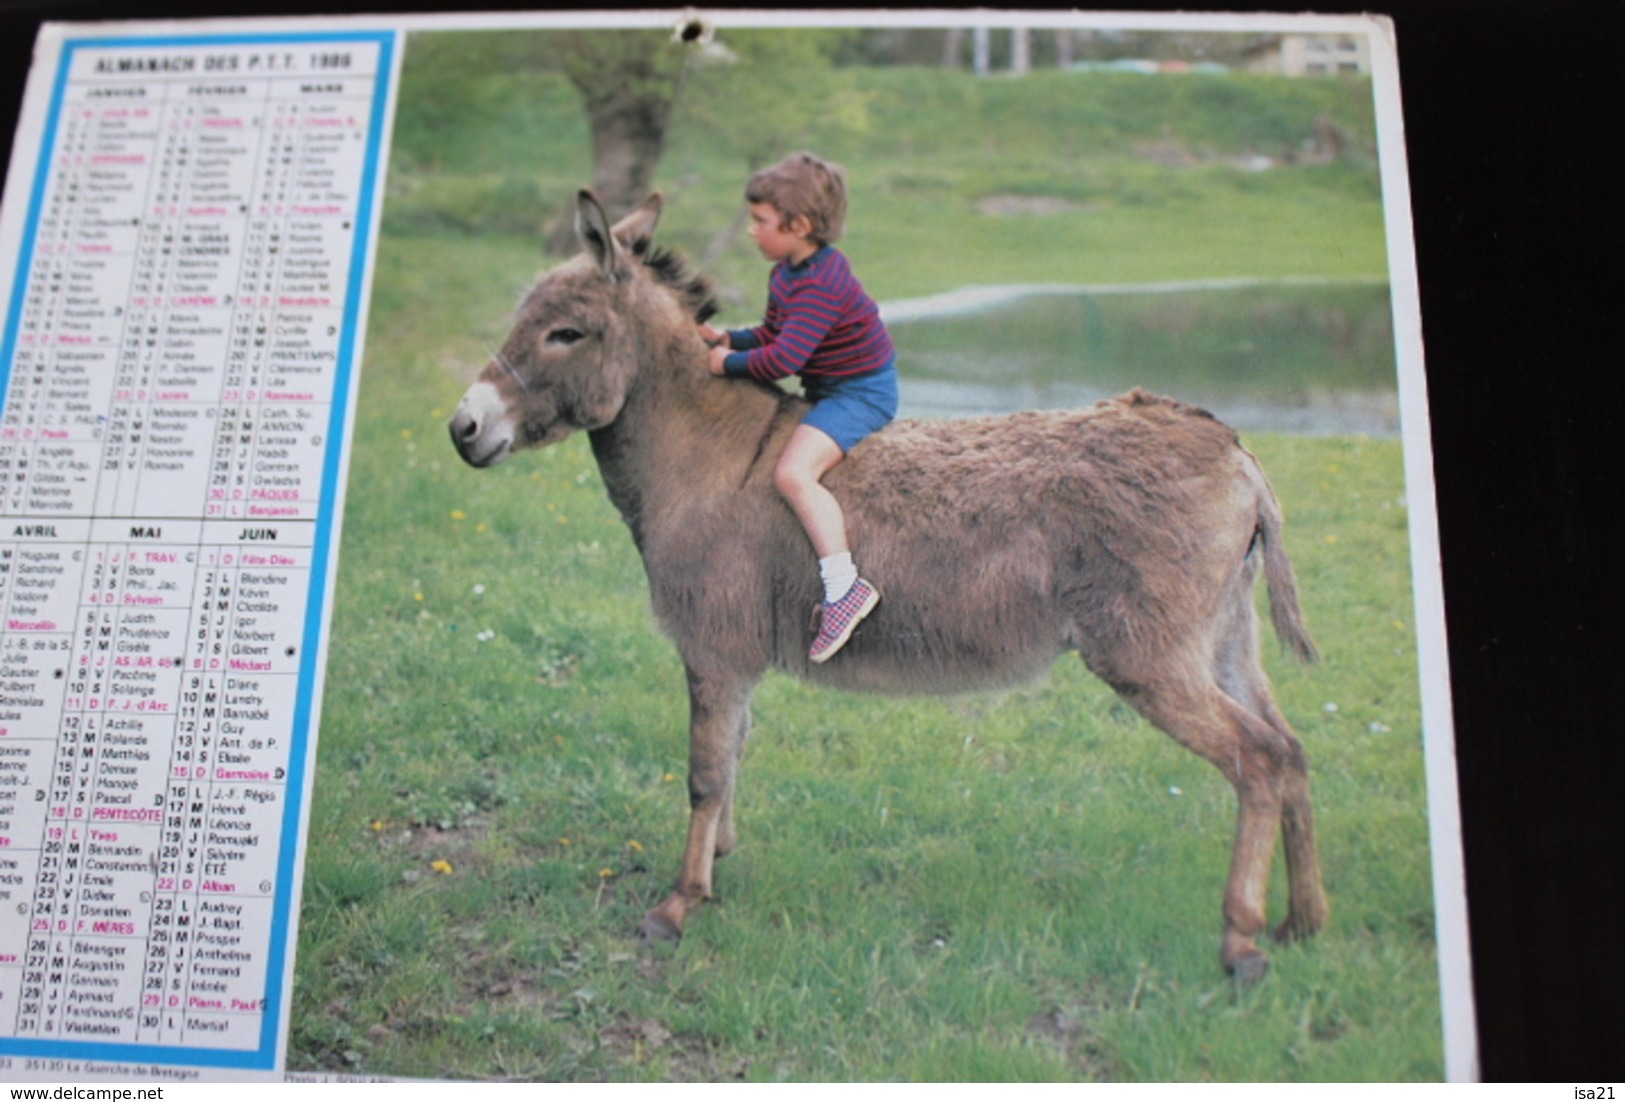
[639,668,753,943]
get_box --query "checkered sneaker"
[809,577,880,664]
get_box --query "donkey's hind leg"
[1114,666,1303,981]
[1246,688,1326,943]
[1212,585,1328,943]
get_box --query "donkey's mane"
[642,245,720,325]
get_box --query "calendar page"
[0,25,392,1077]
[0,11,1472,1084]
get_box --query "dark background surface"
[1,0,1617,1082]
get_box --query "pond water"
[880,278,1399,436]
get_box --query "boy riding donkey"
[701,152,899,662]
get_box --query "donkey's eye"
[546,327,586,346]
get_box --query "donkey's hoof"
[637,912,683,944]
[1225,949,1270,986]
[1272,911,1324,944]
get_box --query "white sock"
[818,552,858,604]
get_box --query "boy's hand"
[698,323,728,348]
[707,344,731,376]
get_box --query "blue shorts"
[801,362,899,453]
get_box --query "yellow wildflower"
[430,859,453,875]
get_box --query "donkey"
[449,190,1329,980]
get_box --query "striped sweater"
[724,246,895,384]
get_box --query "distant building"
[1244,34,1371,76]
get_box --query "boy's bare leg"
[774,424,848,558]
[776,422,879,662]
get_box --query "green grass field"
[289,39,1442,1081]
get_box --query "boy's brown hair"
[745,152,847,246]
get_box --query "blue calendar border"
[0,27,398,1073]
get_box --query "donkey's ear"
[611,192,663,257]
[576,189,623,280]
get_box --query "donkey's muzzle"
[449,381,515,468]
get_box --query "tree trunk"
[546,91,673,254]
[586,98,669,219]
[544,31,681,254]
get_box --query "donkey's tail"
[1251,457,1320,665]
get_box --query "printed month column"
[0,522,87,1037]
[8,81,146,521]
[113,74,265,519]
[65,522,199,1045]
[239,69,374,524]
[167,522,313,1047]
